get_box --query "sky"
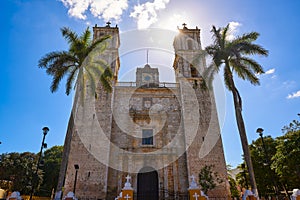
[0,0,300,168]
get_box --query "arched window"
[187,39,193,50]
[190,65,198,77]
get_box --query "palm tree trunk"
[225,64,258,196]
[231,87,258,196]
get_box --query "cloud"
[287,90,300,99]
[256,68,276,78]
[90,0,128,22]
[226,21,242,41]
[60,0,128,22]
[59,0,171,28]
[130,0,170,29]
[60,0,90,20]
[265,68,275,75]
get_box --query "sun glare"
[155,13,190,32]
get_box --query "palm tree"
[204,24,269,196]
[38,27,113,96]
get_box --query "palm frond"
[207,24,268,90]
[38,51,71,68]
[88,64,105,79]
[94,59,111,71]
[202,63,219,90]
[211,26,222,48]
[61,27,79,46]
[102,67,113,78]
[238,42,269,56]
[99,67,113,92]
[240,57,264,74]
[65,66,78,95]
[46,58,77,76]
[233,32,259,43]
[205,45,225,67]
[231,59,260,85]
[50,66,69,93]
[81,27,91,47]
[205,45,218,56]
[86,35,111,56]
[245,71,260,85]
[100,75,112,93]
[85,67,97,97]
[230,59,246,80]
[40,27,113,95]
[221,24,230,46]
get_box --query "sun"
[154,13,191,32]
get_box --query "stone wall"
[58,24,229,200]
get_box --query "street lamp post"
[29,127,49,200]
[256,128,269,164]
[73,164,79,195]
[256,128,278,197]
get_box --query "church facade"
[56,23,229,200]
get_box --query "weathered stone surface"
[57,24,229,200]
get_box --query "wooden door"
[137,168,158,200]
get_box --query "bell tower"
[173,23,206,79]
[173,24,229,197]
[56,22,121,200]
[93,22,120,81]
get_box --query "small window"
[142,129,153,145]
[190,65,198,77]
[143,97,152,109]
[187,39,193,50]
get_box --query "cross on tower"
[190,175,196,182]
[106,21,111,27]
[193,192,200,200]
[182,23,187,28]
[124,194,131,200]
[125,175,131,183]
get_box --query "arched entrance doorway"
[137,167,159,200]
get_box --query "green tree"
[281,115,300,133]
[38,146,63,197]
[198,165,223,194]
[0,152,38,194]
[204,24,268,195]
[228,176,240,198]
[227,165,240,198]
[249,136,281,197]
[236,163,249,190]
[38,27,113,97]
[272,118,300,190]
